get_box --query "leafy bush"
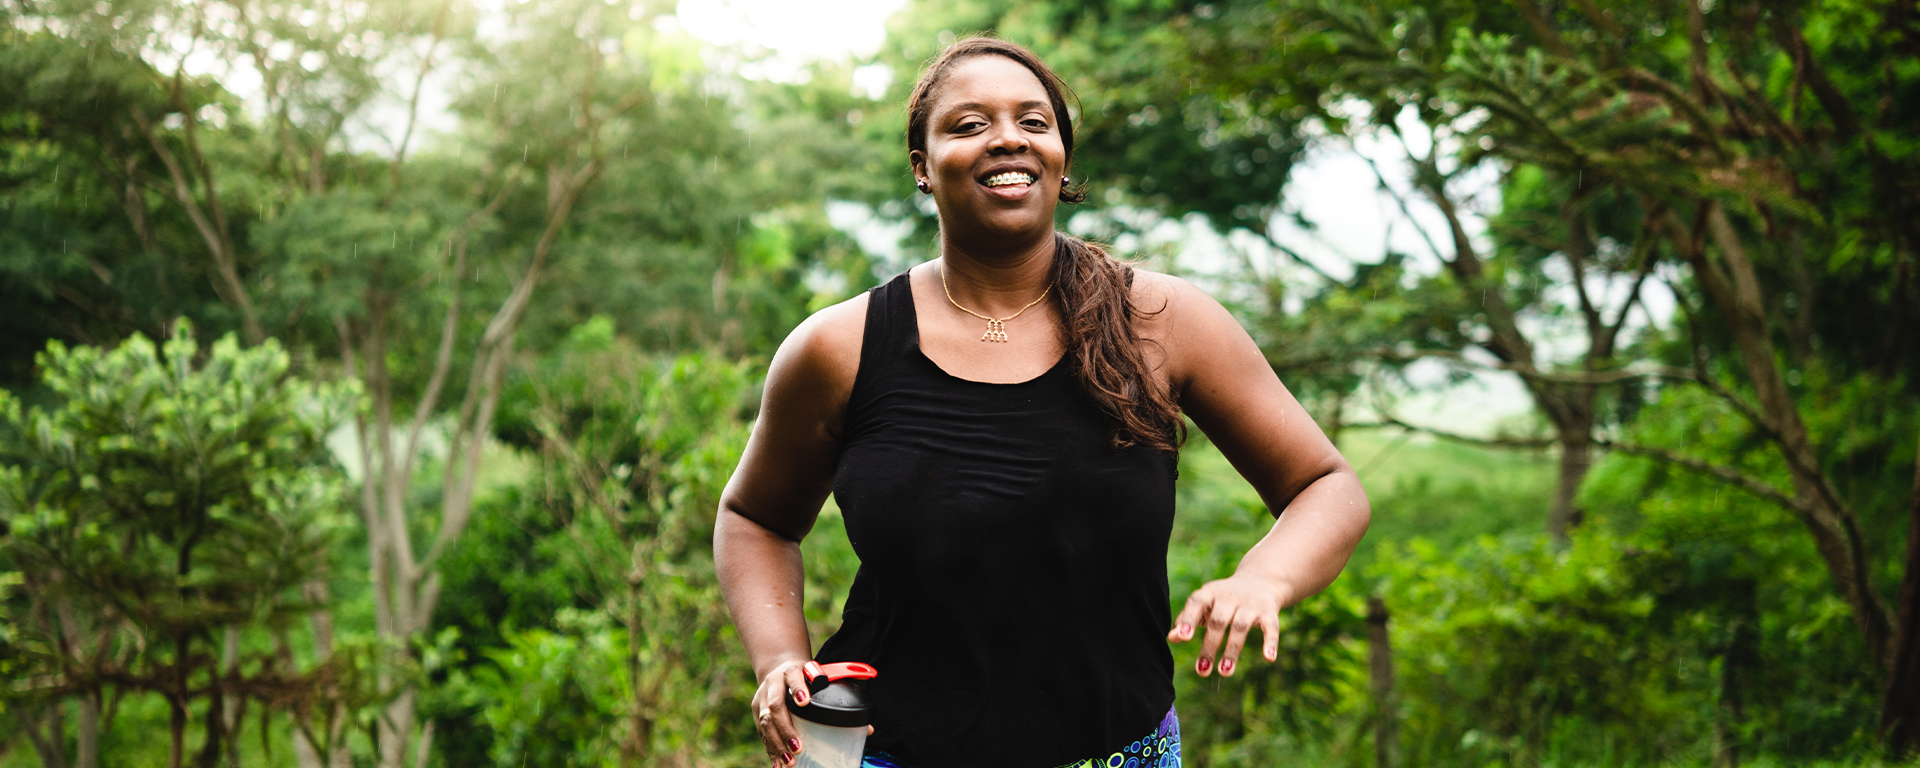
[0,324,357,763]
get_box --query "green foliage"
[1378,531,1700,765]
[1580,373,1915,759]
[433,319,767,765]
[467,613,629,768]
[0,323,355,756]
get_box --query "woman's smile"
[911,55,1067,243]
[977,163,1041,200]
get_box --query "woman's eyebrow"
[946,99,1053,114]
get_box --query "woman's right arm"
[716,296,866,768]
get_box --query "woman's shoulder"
[771,291,869,389]
[1126,267,1233,331]
[1124,267,1255,392]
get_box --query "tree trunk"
[1548,419,1595,542]
[20,704,69,768]
[1713,582,1756,768]
[1687,204,1895,667]
[53,594,100,768]
[1367,596,1398,768]
[379,689,416,768]
[291,710,350,768]
[1424,176,1615,544]
[169,694,187,768]
[1882,425,1920,755]
[196,684,226,768]
[292,577,352,768]
[220,626,242,768]
[76,691,101,768]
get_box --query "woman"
[715,37,1370,768]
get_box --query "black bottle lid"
[786,661,877,728]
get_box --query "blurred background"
[2,0,1917,765]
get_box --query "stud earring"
[916,179,930,193]
[1062,176,1071,185]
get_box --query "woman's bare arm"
[715,294,865,765]
[1143,273,1372,678]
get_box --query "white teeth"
[984,172,1035,187]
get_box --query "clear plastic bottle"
[787,662,877,768]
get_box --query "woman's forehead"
[930,56,1053,115]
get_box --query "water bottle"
[786,661,877,768]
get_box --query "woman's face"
[911,55,1067,246]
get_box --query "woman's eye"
[1023,119,1049,129]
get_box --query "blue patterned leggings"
[859,707,1181,768]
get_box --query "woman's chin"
[948,208,1055,244]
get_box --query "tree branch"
[127,106,263,344]
[1594,439,1804,513]
[1511,0,1574,58]
[1345,418,1554,449]
[398,169,522,487]
[385,0,454,201]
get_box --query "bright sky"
[676,0,906,83]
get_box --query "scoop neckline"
[910,346,1068,387]
[902,270,1067,387]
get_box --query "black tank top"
[816,270,1179,768]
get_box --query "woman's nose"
[985,121,1029,153]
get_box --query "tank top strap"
[867,271,917,357]
[848,271,917,410]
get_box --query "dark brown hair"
[906,37,1184,451]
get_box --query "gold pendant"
[981,318,1009,343]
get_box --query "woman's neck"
[937,227,1058,314]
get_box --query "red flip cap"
[807,661,877,693]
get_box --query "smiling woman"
[715,36,1372,768]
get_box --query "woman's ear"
[909,150,928,190]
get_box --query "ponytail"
[1049,234,1185,452]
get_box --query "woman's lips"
[980,180,1035,200]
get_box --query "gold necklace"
[940,265,1053,343]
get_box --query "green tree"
[504,321,760,763]
[433,320,787,765]
[0,324,354,768]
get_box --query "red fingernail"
[796,690,808,705]
[1179,623,1192,638]
[1197,656,1211,674]
[1221,657,1235,675]
[789,738,800,752]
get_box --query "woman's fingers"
[756,662,813,767]
[1261,610,1281,662]
[758,693,797,767]
[1197,600,1230,677]
[1218,607,1256,676]
[1168,586,1211,643]
[1175,578,1284,677]
[787,664,814,708]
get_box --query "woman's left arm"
[1150,275,1371,678]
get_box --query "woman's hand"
[1167,573,1296,677]
[752,659,823,767]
